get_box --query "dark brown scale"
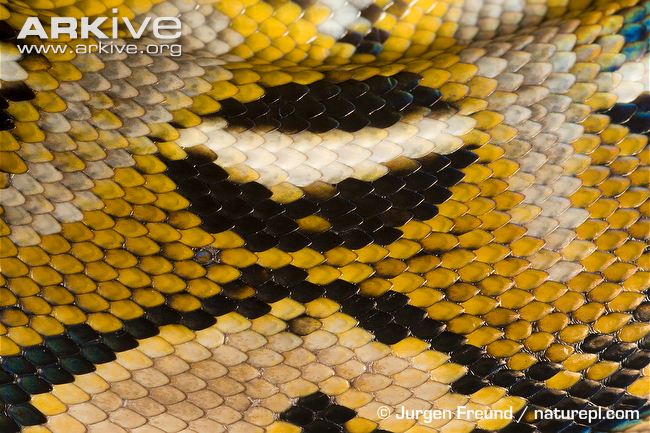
[0,107,14,131]
[360,4,384,22]
[384,89,414,111]
[364,27,390,43]
[339,31,363,47]
[218,98,247,116]
[365,75,398,95]
[0,21,17,40]
[323,96,355,118]
[293,98,326,119]
[368,106,402,128]
[351,92,385,115]
[0,82,35,101]
[279,114,310,133]
[308,80,341,101]
[336,111,370,132]
[308,115,339,133]
[337,80,370,98]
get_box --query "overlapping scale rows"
[20,310,527,433]
[214,73,447,133]
[0,0,649,432]
[177,105,475,188]
[160,146,476,252]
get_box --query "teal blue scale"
[620,5,649,60]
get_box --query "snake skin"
[0,0,649,433]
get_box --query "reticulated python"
[0,1,648,433]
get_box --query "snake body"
[0,1,649,433]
